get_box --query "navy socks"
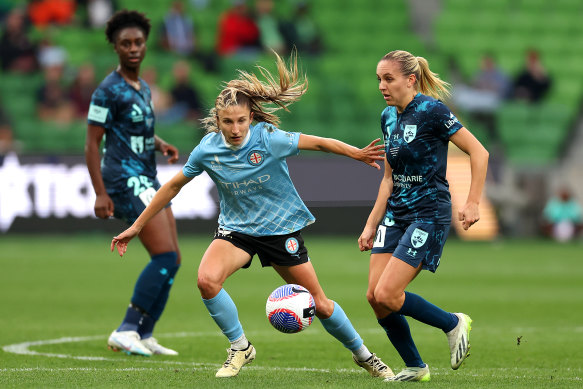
[397,291,458,333]
[378,313,424,367]
[118,252,180,336]
[377,291,458,367]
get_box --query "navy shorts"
[108,176,168,224]
[371,218,450,272]
[213,228,310,268]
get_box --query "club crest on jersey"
[247,150,265,166]
[285,238,299,254]
[404,125,417,143]
[411,228,428,248]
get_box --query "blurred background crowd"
[0,0,582,240]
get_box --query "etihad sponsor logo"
[218,174,270,195]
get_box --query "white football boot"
[385,364,430,382]
[446,312,473,369]
[140,337,179,355]
[107,330,152,356]
[215,344,256,378]
[352,353,395,378]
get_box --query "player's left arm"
[154,135,179,164]
[297,134,385,170]
[449,127,490,230]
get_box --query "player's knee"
[373,287,401,312]
[196,272,222,297]
[366,288,378,307]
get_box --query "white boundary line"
[1,331,364,374]
[2,330,582,379]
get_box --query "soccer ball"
[265,284,316,333]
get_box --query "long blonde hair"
[201,51,308,133]
[381,50,450,100]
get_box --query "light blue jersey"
[183,122,315,236]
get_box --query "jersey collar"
[401,93,422,115]
[220,125,252,150]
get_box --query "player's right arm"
[111,171,192,256]
[358,159,393,251]
[85,124,113,219]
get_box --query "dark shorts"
[213,228,310,268]
[370,218,450,272]
[108,176,168,224]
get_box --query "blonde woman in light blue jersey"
[111,52,395,379]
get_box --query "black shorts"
[213,228,310,268]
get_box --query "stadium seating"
[437,0,582,166]
[1,0,580,164]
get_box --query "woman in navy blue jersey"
[85,10,181,357]
[358,50,489,382]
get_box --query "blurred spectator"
[69,62,97,119]
[0,99,15,153]
[77,0,117,29]
[452,53,511,145]
[280,1,323,55]
[513,49,552,103]
[36,64,75,125]
[254,0,285,53]
[474,53,512,100]
[160,1,195,55]
[27,0,76,29]
[159,1,218,72]
[141,66,172,121]
[541,187,583,242]
[37,36,67,69]
[216,0,260,57]
[0,8,38,73]
[452,54,510,114]
[169,60,205,122]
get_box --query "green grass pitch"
[1,233,582,388]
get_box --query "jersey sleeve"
[263,123,300,159]
[182,145,204,178]
[431,101,463,141]
[87,87,114,128]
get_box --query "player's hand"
[458,201,480,230]
[358,138,385,170]
[358,226,376,252]
[160,142,179,164]
[111,227,139,257]
[94,194,114,219]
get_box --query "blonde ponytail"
[381,50,450,100]
[201,50,308,133]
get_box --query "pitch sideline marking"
[1,331,364,374]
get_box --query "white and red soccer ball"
[266,284,316,333]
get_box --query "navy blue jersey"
[87,71,157,193]
[381,93,463,224]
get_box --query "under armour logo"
[407,248,417,257]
